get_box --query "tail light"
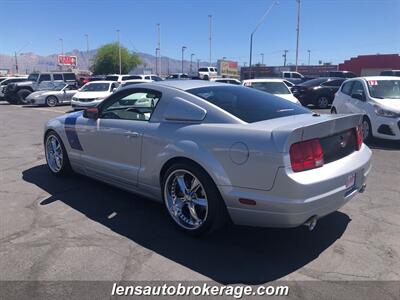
[355,124,363,150]
[290,138,324,172]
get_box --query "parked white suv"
[198,67,217,80]
[331,76,400,141]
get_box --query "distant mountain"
[0,49,213,75]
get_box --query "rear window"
[187,85,310,123]
[198,68,208,72]
[123,75,142,80]
[105,75,119,81]
[63,73,76,81]
[298,78,326,87]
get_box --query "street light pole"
[307,49,311,66]
[283,50,288,66]
[208,15,212,66]
[14,42,31,74]
[181,46,186,73]
[84,34,89,69]
[295,0,301,71]
[249,0,278,78]
[59,38,64,71]
[197,59,200,70]
[155,48,159,74]
[190,53,194,74]
[260,53,264,65]
[117,29,121,74]
[157,23,161,75]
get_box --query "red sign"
[58,55,77,67]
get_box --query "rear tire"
[316,95,330,109]
[44,131,72,176]
[162,161,227,236]
[331,107,337,114]
[16,89,32,104]
[203,75,209,81]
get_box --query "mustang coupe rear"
[44,81,371,235]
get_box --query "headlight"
[94,97,104,100]
[72,97,77,101]
[373,105,400,118]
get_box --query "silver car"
[26,83,78,107]
[43,80,371,235]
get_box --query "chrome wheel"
[164,169,208,230]
[45,135,63,173]
[362,119,371,141]
[46,96,57,107]
[317,96,329,109]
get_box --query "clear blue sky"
[1,0,399,66]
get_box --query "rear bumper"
[220,144,372,228]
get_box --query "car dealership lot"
[0,103,399,285]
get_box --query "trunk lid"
[250,113,363,154]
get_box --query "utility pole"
[190,53,195,74]
[84,34,89,69]
[295,0,301,71]
[155,48,159,74]
[197,59,200,70]
[249,0,278,78]
[260,53,264,65]
[208,15,212,66]
[117,29,121,74]
[181,46,187,73]
[167,57,170,75]
[59,38,64,71]
[156,23,161,75]
[307,49,311,66]
[14,42,31,74]
[283,50,288,66]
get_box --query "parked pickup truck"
[5,72,78,104]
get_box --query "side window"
[67,85,77,90]
[292,73,301,78]
[283,73,290,78]
[145,76,151,80]
[322,80,343,87]
[39,74,51,82]
[53,74,63,81]
[181,74,189,78]
[341,81,354,95]
[100,89,161,121]
[350,81,365,97]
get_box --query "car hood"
[74,91,110,98]
[373,98,400,112]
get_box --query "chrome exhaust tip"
[304,216,318,231]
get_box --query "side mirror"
[112,88,117,93]
[351,93,365,101]
[83,107,99,119]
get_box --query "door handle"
[124,131,140,138]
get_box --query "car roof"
[243,78,285,83]
[156,79,226,90]
[359,76,400,81]
[85,80,116,84]
[123,79,153,83]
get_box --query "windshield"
[250,82,290,95]
[367,80,400,99]
[27,73,39,81]
[38,82,66,91]
[105,75,119,81]
[187,85,310,123]
[81,82,110,92]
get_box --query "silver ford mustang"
[44,80,372,235]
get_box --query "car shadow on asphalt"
[366,138,400,151]
[23,164,350,284]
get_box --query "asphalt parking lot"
[0,102,399,285]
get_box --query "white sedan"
[331,76,400,141]
[242,78,301,104]
[71,81,119,110]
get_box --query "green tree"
[90,43,141,74]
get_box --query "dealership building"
[240,53,400,79]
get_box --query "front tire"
[362,116,372,142]
[162,162,227,236]
[46,96,58,107]
[44,131,71,176]
[331,107,337,114]
[16,89,32,104]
